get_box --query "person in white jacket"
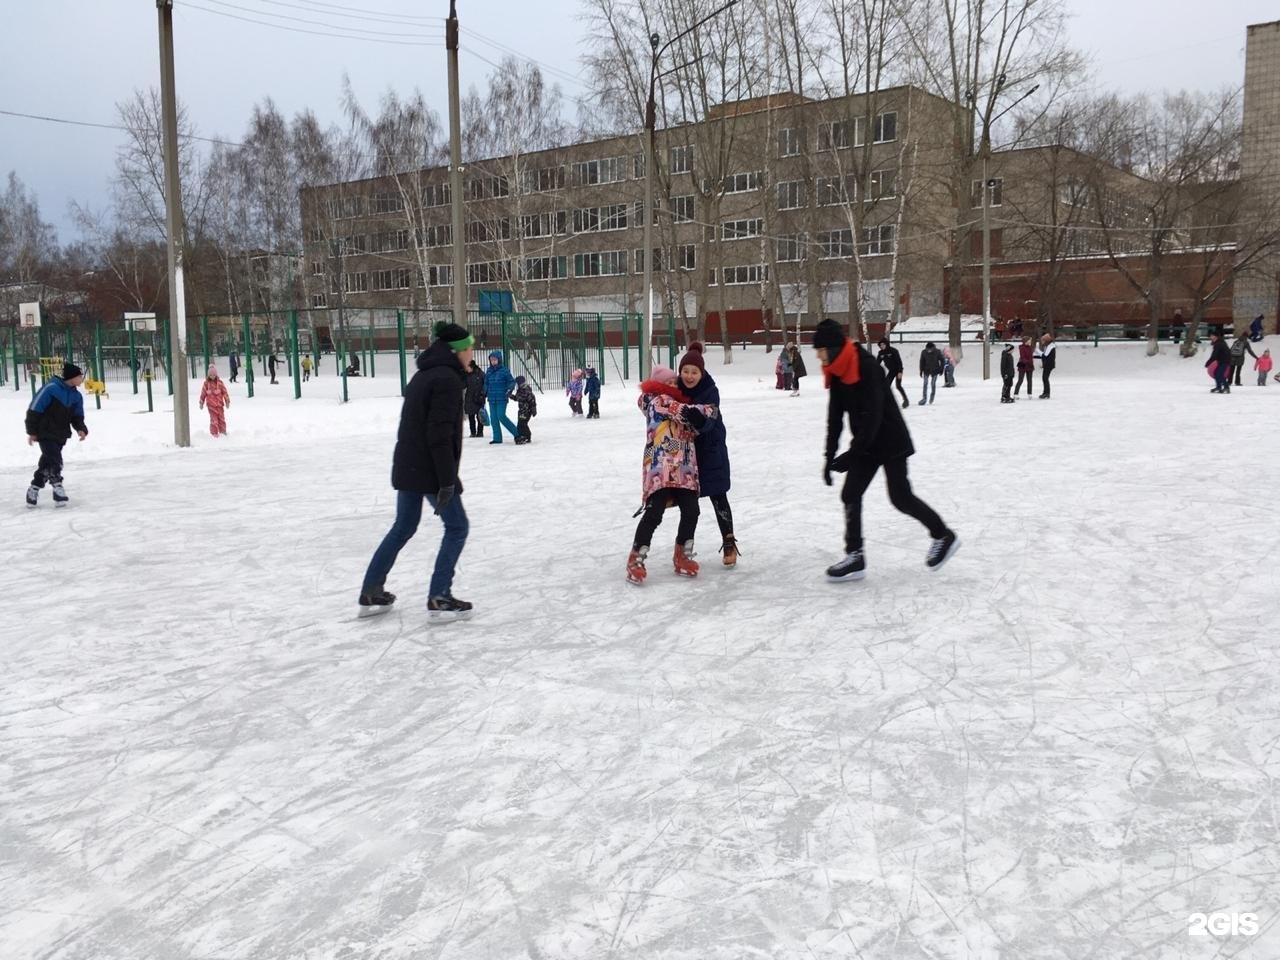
[1034,334,1057,399]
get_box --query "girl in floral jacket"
[198,364,230,437]
[565,368,585,416]
[626,365,717,585]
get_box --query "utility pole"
[641,32,659,380]
[446,0,466,330]
[981,153,992,381]
[157,0,190,445]
[156,1,191,442]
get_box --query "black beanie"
[432,320,474,351]
[812,319,846,352]
[62,362,83,380]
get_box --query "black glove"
[823,461,833,487]
[682,405,707,428]
[434,485,455,514]
[830,450,853,473]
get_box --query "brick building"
[1235,19,1280,332]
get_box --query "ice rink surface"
[3,339,1279,959]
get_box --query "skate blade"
[53,501,69,508]
[427,609,472,622]
[357,604,394,618]
[673,570,699,578]
[826,570,866,582]
[927,537,961,571]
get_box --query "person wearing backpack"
[1229,333,1257,387]
[918,342,943,405]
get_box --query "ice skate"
[25,485,38,508]
[357,589,396,618]
[926,531,960,570]
[720,535,739,567]
[51,484,69,507]
[826,549,866,581]
[427,594,473,621]
[673,541,699,578]
[626,546,648,585]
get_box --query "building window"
[873,111,897,143]
[860,224,895,256]
[670,144,694,174]
[708,268,717,286]
[573,204,628,233]
[573,156,627,185]
[310,259,325,277]
[427,264,453,287]
[633,153,646,178]
[310,292,327,308]
[520,211,567,238]
[467,175,509,201]
[326,195,366,219]
[867,169,896,201]
[778,127,801,157]
[465,219,512,243]
[678,244,696,271]
[722,264,769,285]
[371,192,404,214]
[968,228,1003,259]
[423,183,451,207]
[816,229,854,259]
[818,119,851,150]
[632,200,658,227]
[776,180,804,210]
[573,250,627,277]
[722,218,764,240]
[421,223,453,248]
[342,271,369,293]
[972,177,1004,208]
[466,261,512,284]
[370,229,410,253]
[521,256,568,281]
[520,165,565,193]
[371,268,411,291]
[670,195,695,223]
[816,176,855,206]
[724,171,764,194]
[634,248,663,274]
[776,234,803,262]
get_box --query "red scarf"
[639,380,689,401]
[822,341,861,387]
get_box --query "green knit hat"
[433,320,474,352]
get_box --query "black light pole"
[639,0,738,379]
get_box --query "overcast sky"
[2,0,1276,241]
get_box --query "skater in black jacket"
[358,321,475,621]
[25,362,88,508]
[1000,343,1015,403]
[508,375,537,443]
[877,339,910,408]
[812,320,957,581]
[464,360,486,437]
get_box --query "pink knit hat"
[649,364,677,383]
[207,364,220,378]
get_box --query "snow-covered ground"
[3,339,1279,960]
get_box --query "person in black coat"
[1033,334,1057,398]
[813,319,957,581]
[1000,343,1016,403]
[1207,331,1232,393]
[508,375,538,443]
[677,342,739,565]
[786,341,807,395]
[358,321,475,620]
[463,360,486,437]
[919,342,943,404]
[876,338,909,408]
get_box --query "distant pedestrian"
[941,346,956,387]
[301,355,312,382]
[267,352,279,384]
[1034,333,1057,398]
[25,362,88,508]
[198,364,230,437]
[464,359,486,437]
[483,350,519,443]
[1249,315,1264,342]
[1255,349,1272,386]
[1000,343,1015,403]
[876,338,909,408]
[566,368,585,416]
[787,341,807,395]
[228,351,240,383]
[1015,335,1035,397]
[812,320,958,582]
[919,342,943,404]
[584,367,601,418]
[357,321,475,621]
[778,344,793,391]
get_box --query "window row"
[774,225,896,260]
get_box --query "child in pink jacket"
[1256,349,1272,386]
[198,365,231,436]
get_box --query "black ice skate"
[826,549,866,581]
[25,485,38,508]
[51,484,69,507]
[926,531,960,570]
[427,595,473,621]
[357,590,396,618]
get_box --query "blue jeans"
[1213,366,1230,391]
[361,489,469,598]
[921,374,937,403]
[487,398,520,442]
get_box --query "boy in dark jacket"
[876,338,909,408]
[1000,343,1015,403]
[813,320,957,581]
[25,362,89,507]
[919,342,943,404]
[508,375,538,444]
[584,367,601,418]
[1207,332,1232,393]
[358,321,475,620]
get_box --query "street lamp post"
[639,0,738,380]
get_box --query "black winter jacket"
[509,383,537,419]
[920,345,944,376]
[682,369,731,497]
[826,344,914,465]
[1207,339,1232,368]
[1000,349,1015,378]
[390,341,466,494]
[464,367,485,414]
[877,345,904,377]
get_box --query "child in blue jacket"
[584,367,601,418]
[25,362,89,507]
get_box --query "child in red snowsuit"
[198,364,231,436]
